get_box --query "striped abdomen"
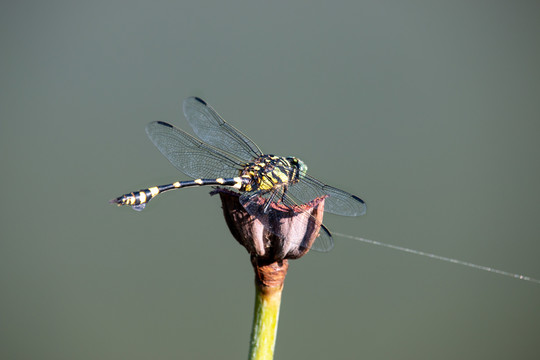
[110,177,246,211]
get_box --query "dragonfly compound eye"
[286,157,308,179]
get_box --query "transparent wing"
[286,174,366,216]
[145,121,245,179]
[183,97,263,162]
[239,189,334,253]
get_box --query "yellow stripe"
[195,179,203,185]
[216,178,225,184]
[149,187,159,196]
[275,171,289,183]
[173,182,181,188]
[139,191,147,204]
[233,177,243,189]
[260,177,274,190]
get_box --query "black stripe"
[144,189,154,202]
[156,121,173,128]
[351,194,365,204]
[158,183,176,192]
[194,97,207,105]
[135,191,144,205]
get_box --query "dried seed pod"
[211,188,327,262]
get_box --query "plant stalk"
[248,259,288,360]
[248,283,283,360]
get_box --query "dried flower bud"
[211,188,327,262]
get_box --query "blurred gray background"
[1,1,539,359]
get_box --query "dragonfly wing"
[183,97,263,161]
[315,224,334,253]
[145,121,244,179]
[286,175,366,216]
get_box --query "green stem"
[248,280,283,360]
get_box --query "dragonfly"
[110,97,366,252]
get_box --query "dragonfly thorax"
[240,155,307,192]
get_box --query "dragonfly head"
[286,157,308,179]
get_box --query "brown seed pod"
[211,188,327,262]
